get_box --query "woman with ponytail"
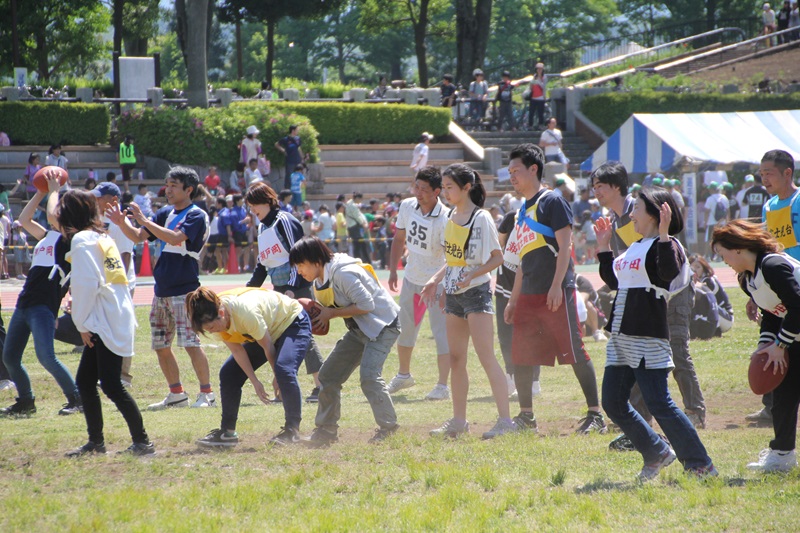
[422,164,513,439]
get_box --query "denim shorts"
[445,282,494,319]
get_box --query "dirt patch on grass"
[688,46,800,87]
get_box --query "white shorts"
[397,278,449,354]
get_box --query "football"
[298,298,329,336]
[748,349,788,395]
[32,166,69,192]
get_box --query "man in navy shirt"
[108,167,213,411]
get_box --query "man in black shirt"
[742,173,770,221]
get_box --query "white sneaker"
[482,418,517,440]
[638,447,677,481]
[147,391,189,411]
[747,449,798,472]
[531,381,541,397]
[387,374,415,394]
[430,418,469,437]
[425,384,450,401]
[506,373,517,398]
[192,392,216,408]
[592,330,608,342]
[0,380,15,392]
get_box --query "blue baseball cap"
[91,182,121,198]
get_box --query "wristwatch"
[776,340,791,350]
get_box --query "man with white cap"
[240,125,262,166]
[410,133,432,175]
[764,3,777,44]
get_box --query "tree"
[122,0,161,57]
[454,0,492,86]
[184,0,209,108]
[220,0,345,86]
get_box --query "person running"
[596,188,717,480]
[386,166,451,400]
[421,164,513,439]
[188,287,313,448]
[1,171,82,417]
[60,189,154,457]
[290,237,400,447]
[503,144,606,435]
[712,219,800,472]
[245,181,325,403]
[106,166,213,411]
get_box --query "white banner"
[683,172,697,245]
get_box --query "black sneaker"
[65,441,107,457]
[302,428,338,448]
[118,442,156,456]
[270,426,300,446]
[575,411,608,435]
[512,412,538,432]
[196,428,239,448]
[0,397,36,417]
[609,434,636,452]
[58,394,83,416]
[368,424,399,443]
[305,387,320,403]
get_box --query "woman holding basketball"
[596,188,716,480]
[712,219,800,472]
[1,171,81,418]
[186,286,313,447]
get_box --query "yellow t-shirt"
[336,212,347,237]
[217,289,302,344]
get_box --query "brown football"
[298,298,329,336]
[32,166,69,192]
[749,350,788,395]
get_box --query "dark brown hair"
[688,254,714,277]
[711,219,783,256]
[246,181,279,210]
[185,287,222,335]
[289,236,334,267]
[57,189,104,242]
[638,187,683,235]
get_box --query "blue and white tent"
[580,111,800,173]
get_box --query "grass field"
[1,290,799,531]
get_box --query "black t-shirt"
[495,212,517,296]
[520,190,575,294]
[16,230,70,315]
[744,185,769,220]
[278,136,302,167]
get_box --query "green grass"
[1,290,799,531]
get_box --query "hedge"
[0,102,110,145]
[582,92,800,135]
[233,101,452,145]
[116,105,319,168]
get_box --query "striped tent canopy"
[580,111,800,174]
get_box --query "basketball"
[748,349,788,395]
[298,298,329,336]
[32,166,69,192]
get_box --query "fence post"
[283,88,300,101]
[422,89,440,107]
[400,88,418,105]
[76,87,93,103]
[147,87,163,107]
[1,87,19,101]
[350,89,367,102]
[216,88,233,107]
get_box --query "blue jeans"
[219,313,311,431]
[2,305,79,400]
[602,361,712,469]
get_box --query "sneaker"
[531,381,541,397]
[121,380,132,390]
[191,392,216,408]
[687,463,719,478]
[512,412,538,432]
[638,447,677,481]
[575,411,608,435]
[305,387,320,403]
[0,397,36,417]
[609,434,636,452]
[510,390,519,401]
[65,441,107,457]
[302,427,339,448]
[482,418,517,439]
[745,407,772,422]
[506,373,517,398]
[425,384,450,401]
[147,391,189,411]
[747,449,798,472]
[430,418,469,438]
[118,442,156,456]
[592,330,608,342]
[270,426,300,446]
[685,411,706,429]
[197,428,239,448]
[271,395,283,404]
[58,394,83,416]
[71,346,84,354]
[387,374,415,394]
[0,380,15,392]
[369,424,399,443]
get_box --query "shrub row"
[582,91,800,135]
[116,105,319,168]
[236,101,452,145]
[0,102,110,145]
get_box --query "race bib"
[257,226,290,268]
[766,204,798,250]
[98,237,128,286]
[405,212,434,257]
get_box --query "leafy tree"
[454,0,492,86]
[122,0,161,57]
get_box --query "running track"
[0,265,740,310]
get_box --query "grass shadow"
[574,479,638,493]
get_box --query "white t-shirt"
[240,137,262,165]
[316,212,335,241]
[540,128,562,156]
[105,216,136,287]
[441,209,500,294]
[705,192,729,225]
[411,143,429,170]
[245,168,263,186]
[396,197,448,286]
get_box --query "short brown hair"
[711,219,783,256]
[245,181,279,209]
